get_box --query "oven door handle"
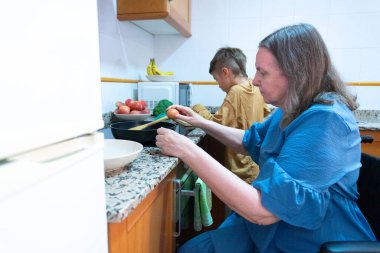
[173,179,181,237]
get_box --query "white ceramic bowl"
[146,75,176,82]
[103,139,143,171]
[113,112,151,121]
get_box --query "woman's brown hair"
[259,23,358,127]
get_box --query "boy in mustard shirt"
[193,47,270,184]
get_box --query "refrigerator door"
[0,133,108,253]
[0,0,103,159]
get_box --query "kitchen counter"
[354,110,380,130]
[105,127,206,223]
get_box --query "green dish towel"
[194,177,213,231]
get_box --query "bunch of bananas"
[146,58,174,76]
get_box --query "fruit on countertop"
[117,105,131,114]
[129,101,145,111]
[130,110,143,114]
[146,59,154,76]
[146,58,174,76]
[114,99,150,115]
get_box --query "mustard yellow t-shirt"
[194,80,270,184]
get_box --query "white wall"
[153,0,380,109]
[97,0,380,110]
[97,0,154,113]
[97,0,154,79]
[100,82,137,113]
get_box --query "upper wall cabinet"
[117,0,191,37]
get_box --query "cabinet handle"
[173,179,181,237]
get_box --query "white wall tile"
[292,15,329,43]
[97,0,154,79]
[358,48,380,81]
[97,0,119,35]
[228,0,262,19]
[294,0,330,16]
[98,33,128,78]
[155,52,201,80]
[194,50,222,80]
[329,48,362,82]
[357,13,380,48]
[330,0,380,14]
[348,86,380,110]
[101,82,137,113]
[154,35,197,56]
[260,16,296,39]
[228,18,262,52]
[262,0,296,17]
[327,14,363,48]
[190,19,230,51]
[191,0,229,21]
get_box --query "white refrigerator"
[0,1,108,252]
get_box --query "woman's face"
[253,48,289,109]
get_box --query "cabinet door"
[117,0,168,19]
[167,0,191,36]
[117,0,191,37]
[108,169,176,253]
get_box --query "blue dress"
[179,98,376,253]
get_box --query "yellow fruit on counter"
[146,58,154,75]
[148,58,175,76]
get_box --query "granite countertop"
[105,128,206,223]
[354,110,380,130]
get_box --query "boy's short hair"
[209,47,248,77]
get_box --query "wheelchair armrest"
[320,241,380,253]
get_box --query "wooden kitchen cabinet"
[108,169,176,253]
[360,130,380,157]
[117,0,191,37]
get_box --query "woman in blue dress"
[156,23,376,252]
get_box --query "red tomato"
[130,110,142,114]
[117,105,130,114]
[140,100,147,107]
[125,99,134,107]
[130,101,145,111]
[167,108,179,119]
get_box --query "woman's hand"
[167,105,206,128]
[156,127,195,158]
